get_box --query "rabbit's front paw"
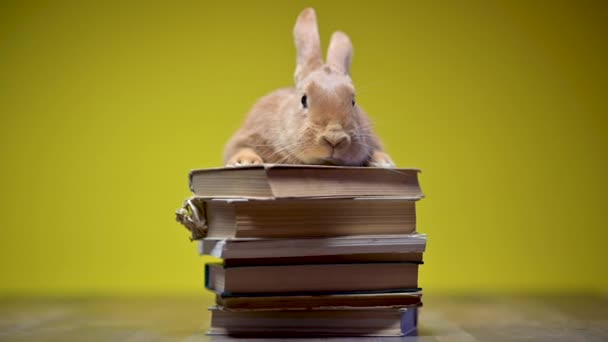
[368,151,395,168]
[226,148,264,167]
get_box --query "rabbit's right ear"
[293,8,323,86]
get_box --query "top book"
[189,164,423,199]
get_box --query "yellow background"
[1,0,606,296]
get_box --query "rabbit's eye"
[301,95,308,109]
[352,98,356,107]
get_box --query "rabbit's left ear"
[326,31,353,75]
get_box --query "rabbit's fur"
[224,8,394,168]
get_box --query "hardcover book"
[207,306,418,336]
[205,262,420,295]
[189,164,422,199]
[200,234,427,266]
[186,197,418,239]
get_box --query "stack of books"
[176,165,426,337]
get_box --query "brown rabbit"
[224,8,394,168]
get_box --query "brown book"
[205,262,419,295]
[200,234,427,265]
[207,306,418,336]
[215,291,422,310]
[185,197,417,240]
[189,164,422,199]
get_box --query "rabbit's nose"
[322,134,349,149]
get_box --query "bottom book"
[207,306,418,337]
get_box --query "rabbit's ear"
[326,31,353,75]
[294,8,323,85]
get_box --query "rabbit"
[224,8,395,168]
